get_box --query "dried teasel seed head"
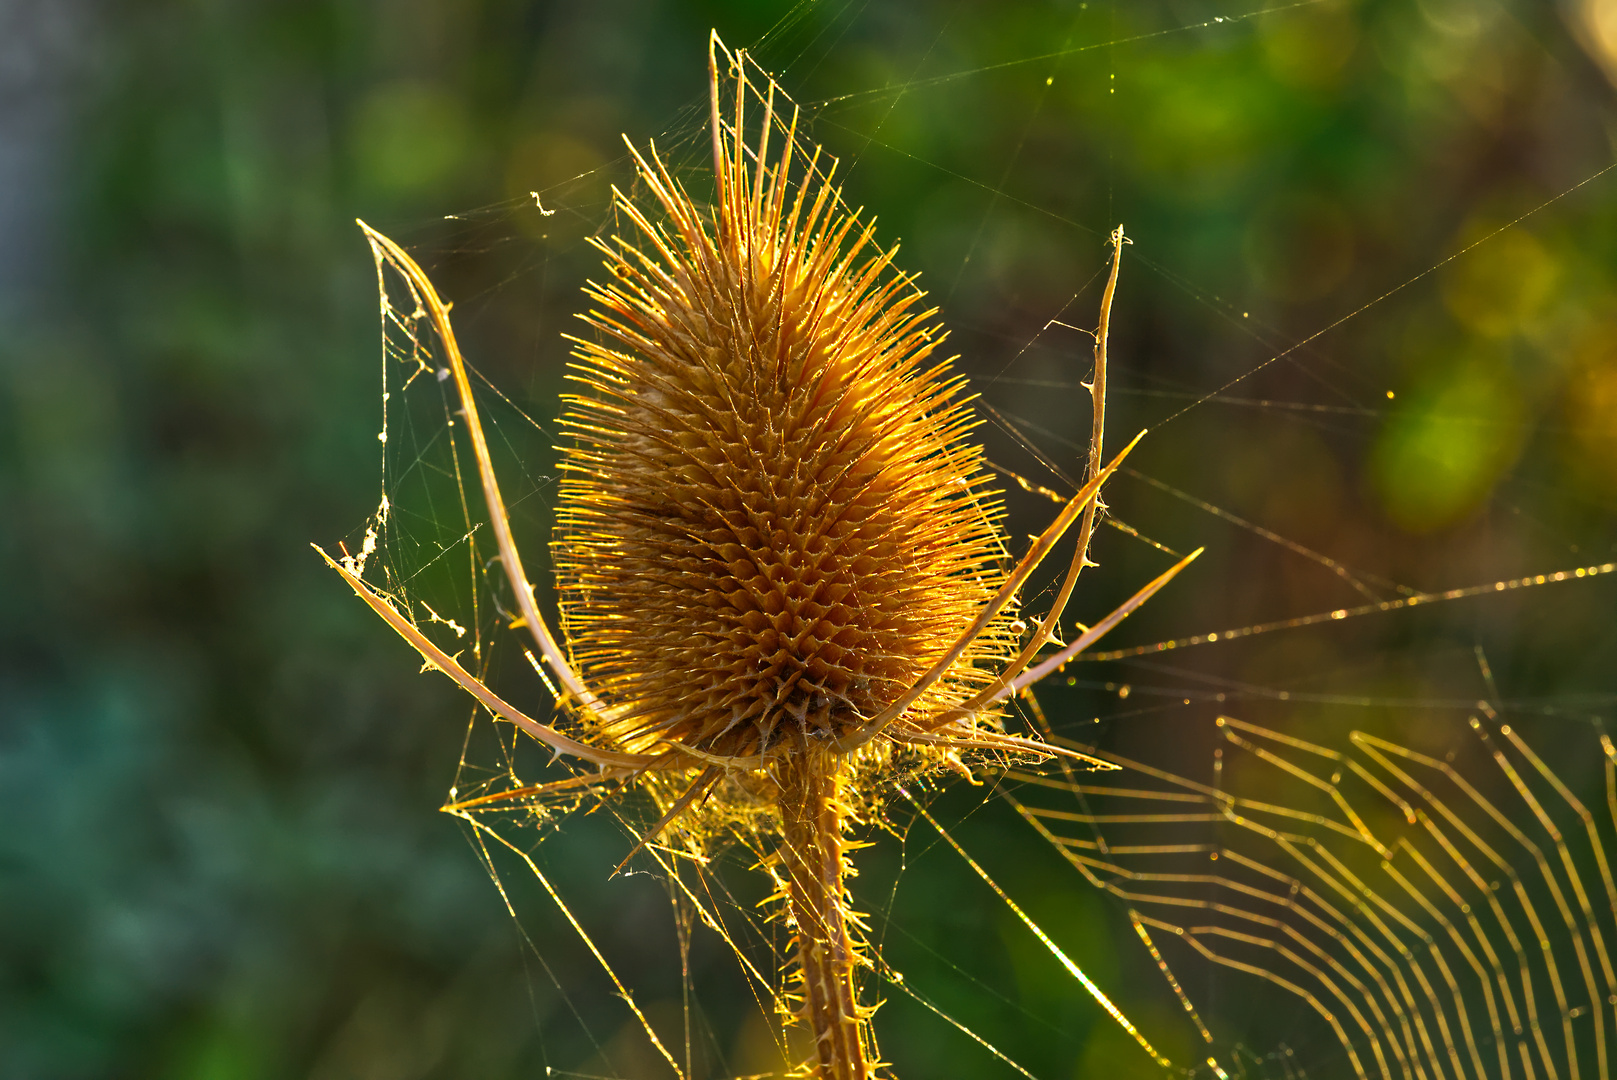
[553,53,1015,763]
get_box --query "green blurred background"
[4,0,1617,1077]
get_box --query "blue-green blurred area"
[3,0,1617,1077]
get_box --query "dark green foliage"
[3,1,1615,1077]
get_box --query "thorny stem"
[342,50,1187,1080]
[777,744,873,1080]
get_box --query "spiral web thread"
[998,702,1617,1080]
[334,9,1617,1078]
[353,172,1617,1080]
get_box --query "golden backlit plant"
[318,35,1199,1079]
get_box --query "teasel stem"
[776,743,874,1080]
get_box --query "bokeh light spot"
[1259,1,1359,91]
[1370,361,1525,533]
[504,131,604,224]
[1565,322,1617,493]
[352,82,471,197]
[1441,226,1558,337]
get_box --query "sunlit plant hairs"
[317,34,1198,1079]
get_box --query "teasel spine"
[553,32,1015,766]
[700,40,880,1076]
[323,32,1169,1079]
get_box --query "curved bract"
[324,34,1200,1080]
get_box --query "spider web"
[332,2,1617,1076]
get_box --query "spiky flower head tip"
[553,49,1015,764]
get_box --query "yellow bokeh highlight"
[1568,0,1617,89]
[504,130,604,235]
[351,82,472,196]
[1565,322,1617,493]
[1132,58,1273,200]
[1370,361,1525,533]
[1441,226,1559,337]
[1260,0,1359,91]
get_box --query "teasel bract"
[322,34,1199,1080]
